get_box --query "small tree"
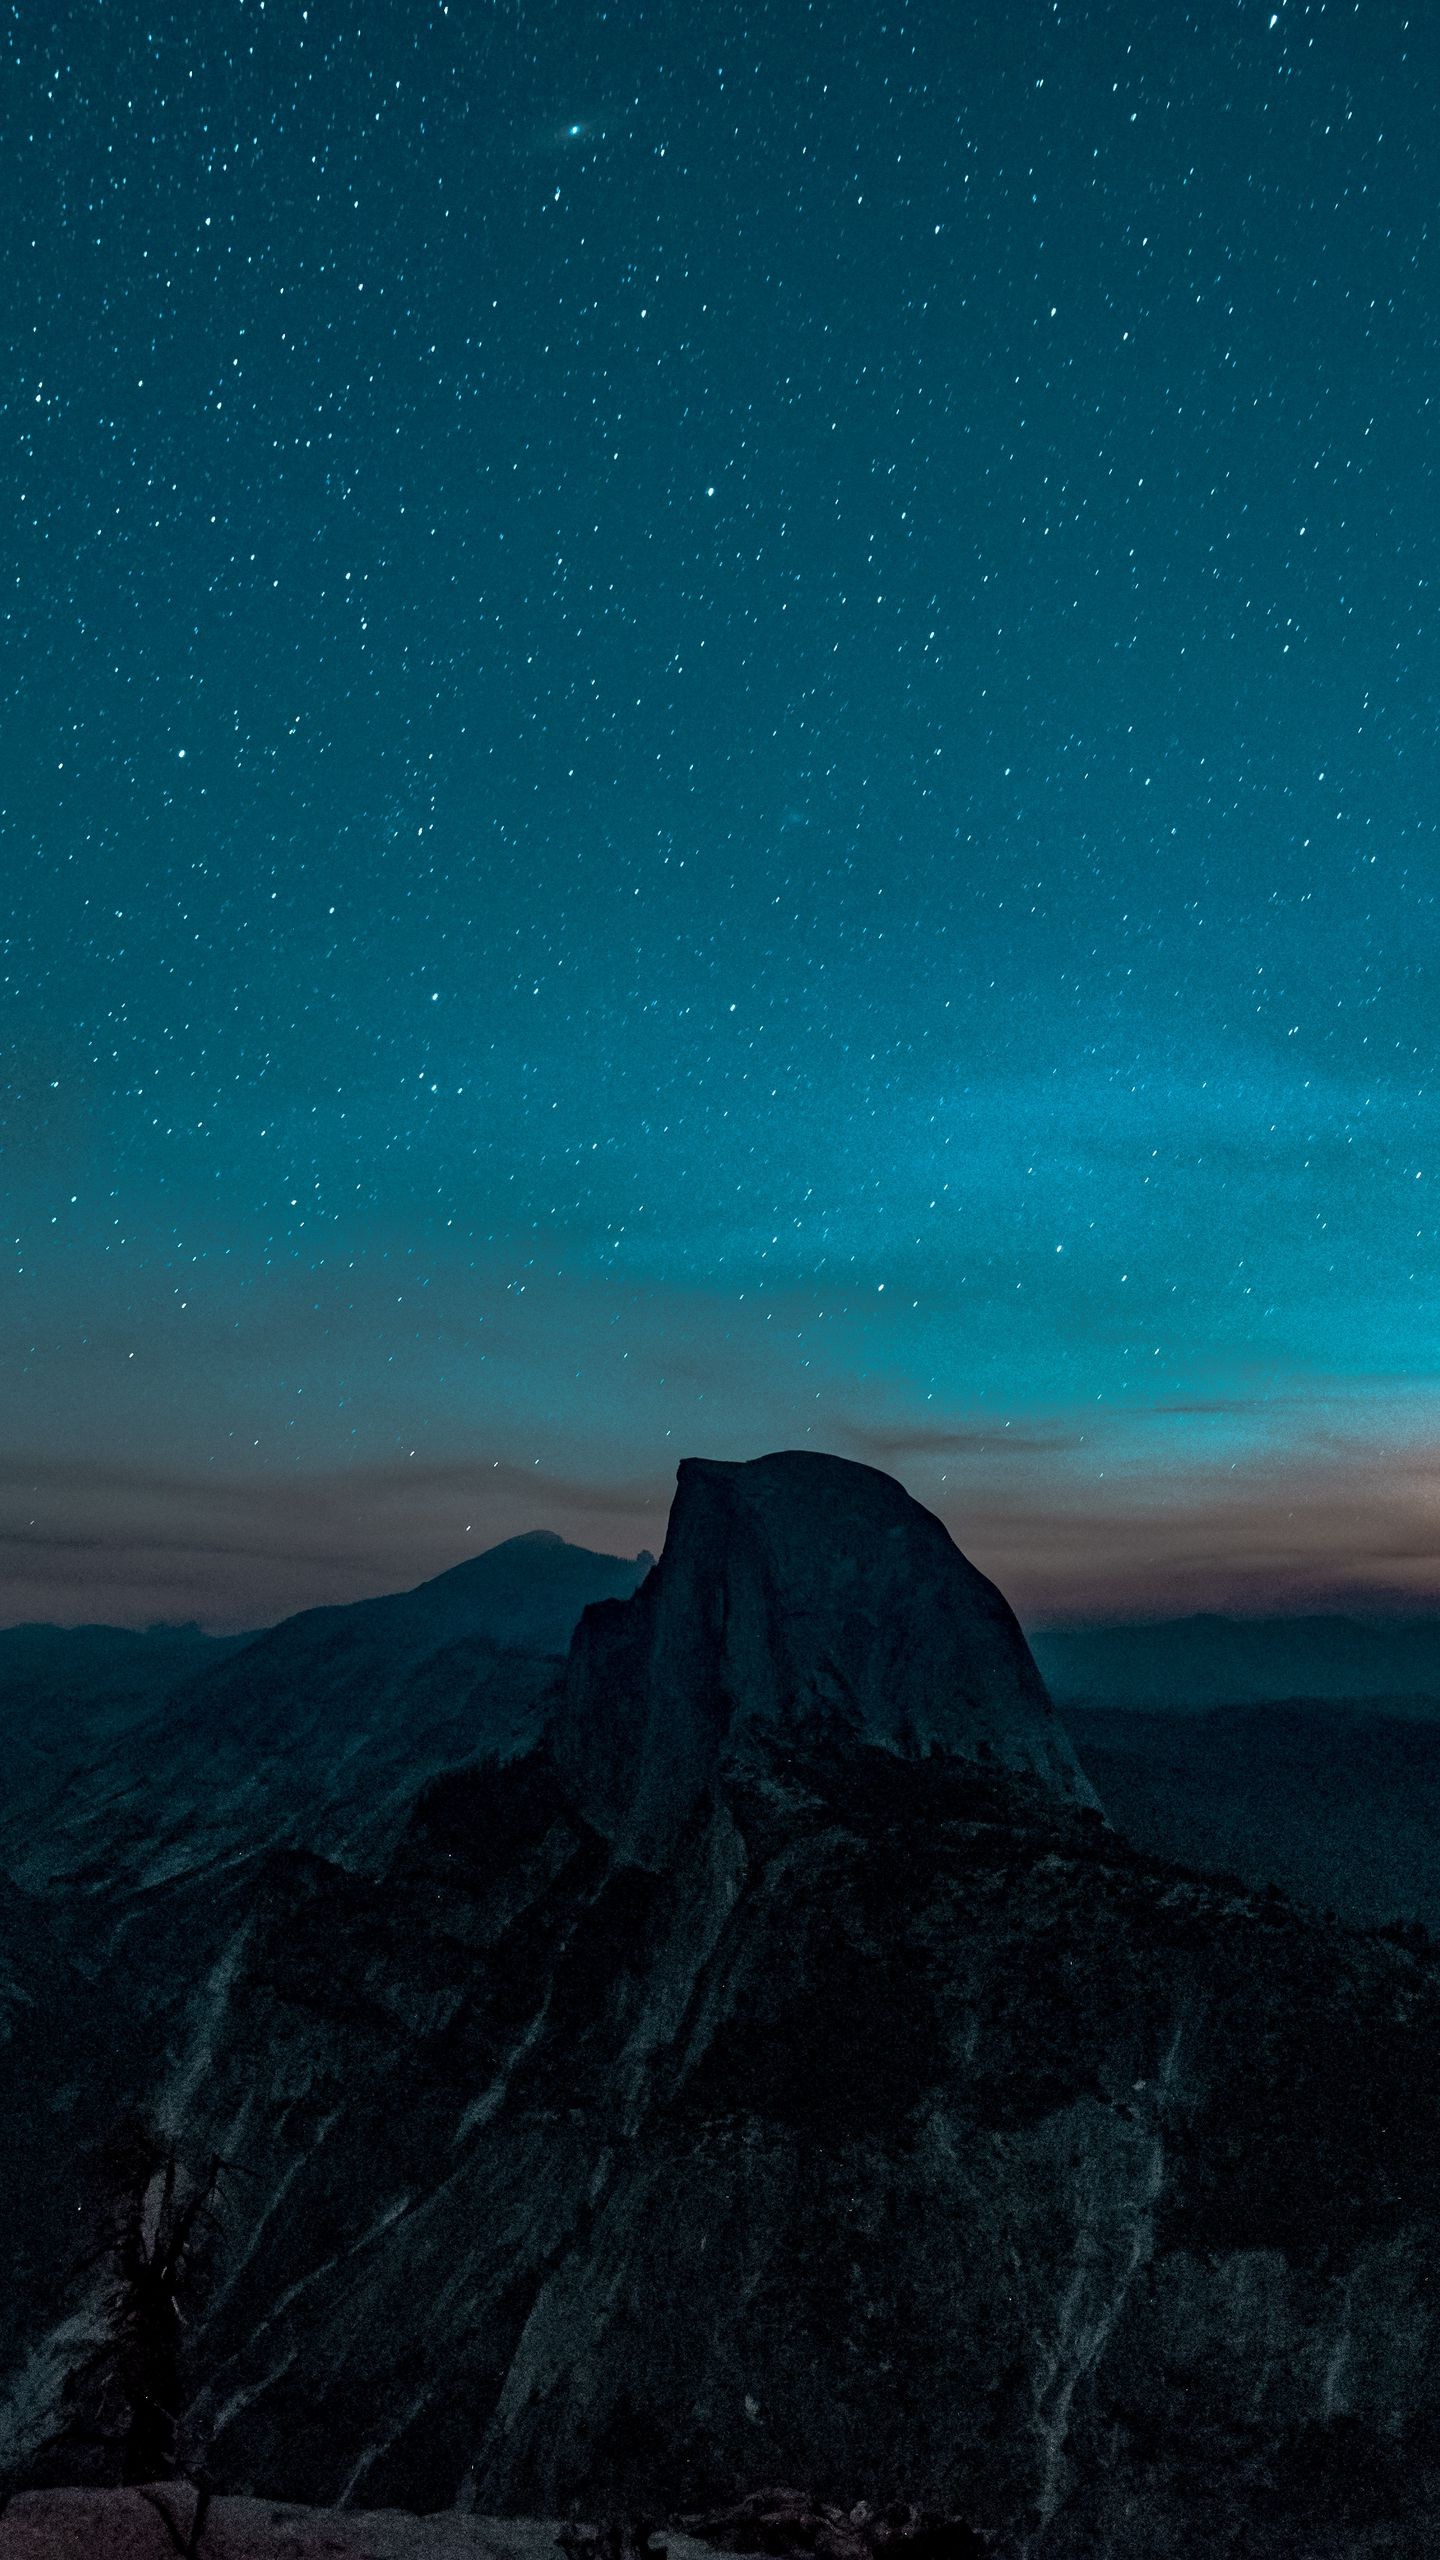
[111,2132,220,2483]
[44,2119,231,2488]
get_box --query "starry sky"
[5,0,1439,1631]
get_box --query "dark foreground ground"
[0,2494,743,2560]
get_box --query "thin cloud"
[842,1421,1084,1461]
[0,1449,671,1631]
[4,1423,1440,1636]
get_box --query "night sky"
[5,0,1439,1630]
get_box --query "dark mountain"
[0,1533,651,1916]
[0,1529,654,2491]
[0,1521,654,2303]
[1072,1694,1440,1934]
[551,1452,1096,1861]
[1028,1614,1440,1936]
[1031,1611,1440,1707]
[9,1453,1439,2556]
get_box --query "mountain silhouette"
[552,1451,1095,1862]
[7,1455,1439,2553]
[1033,1610,1440,1707]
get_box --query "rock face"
[84,1743,1440,2557]
[8,1458,1440,2556]
[0,1874,130,2405]
[0,1624,241,1886]
[0,1532,653,2483]
[1,1533,650,1923]
[551,1453,1094,1862]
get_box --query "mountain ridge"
[1032,1610,1440,1706]
[6,1454,1440,2555]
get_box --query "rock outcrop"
[550,1453,1094,1862]
[0,2490,725,2559]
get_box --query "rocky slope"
[6,1458,1440,2554]
[0,1873,133,2440]
[0,1624,241,1883]
[99,1741,1432,2556]
[0,1535,649,1997]
[0,1533,652,2477]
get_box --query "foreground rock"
[680,2492,991,2560]
[0,2492,733,2560]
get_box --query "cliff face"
[139,1745,1440,2555]
[7,1458,1440,2556]
[550,1453,1094,1863]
